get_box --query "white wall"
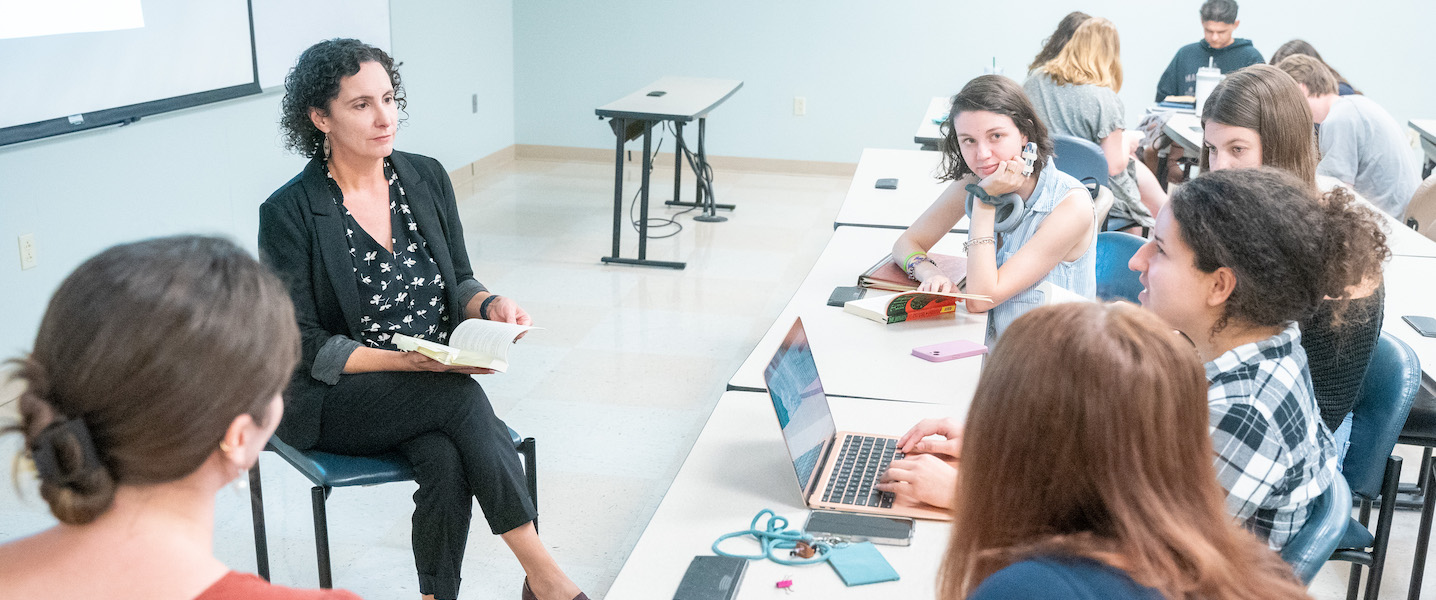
[0,0,515,355]
[512,0,1434,164]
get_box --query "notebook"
[762,318,952,521]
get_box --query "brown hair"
[4,236,300,524]
[1270,40,1357,94]
[1172,168,1388,334]
[938,75,1054,181]
[1276,54,1340,97]
[1028,12,1092,73]
[1199,64,1319,191]
[1041,18,1123,92]
[938,302,1308,600]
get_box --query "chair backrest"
[1094,231,1145,303]
[1405,172,1436,242]
[1280,475,1353,583]
[1343,332,1421,498]
[1051,134,1108,189]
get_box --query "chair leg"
[520,437,538,533]
[312,486,333,589]
[1349,499,1371,600]
[1412,459,1436,600]
[1364,457,1402,600]
[249,462,270,582]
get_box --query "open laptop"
[762,318,951,521]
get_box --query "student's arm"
[1155,54,1182,102]
[1210,402,1290,523]
[1100,129,1130,177]
[1315,117,1359,187]
[892,180,970,292]
[961,187,1094,313]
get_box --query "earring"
[219,440,249,494]
[322,134,331,161]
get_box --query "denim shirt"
[985,159,1096,345]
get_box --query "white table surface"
[606,391,959,600]
[833,148,970,233]
[1318,175,1436,258]
[913,96,949,147]
[727,226,986,404]
[1411,119,1436,142]
[595,77,744,121]
[1382,255,1436,384]
[1164,112,1203,154]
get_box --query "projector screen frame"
[0,0,262,148]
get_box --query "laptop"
[762,318,952,521]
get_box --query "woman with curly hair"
[1199,64,1389,462]
[1129,167,1378,550]
[1,236,360,599]
[259,39,584,600]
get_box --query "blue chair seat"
[265,428,524,489]
[1338,517,1376,551]
[1282,475,1352,583]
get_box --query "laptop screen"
[763,318,838,498]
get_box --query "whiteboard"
[251,0,391,90]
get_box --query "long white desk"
[1411,119,1436,177]
[1318,175,1436,258]
[607,391,959,600]
[1382,255,1436,385]
[727,226,986,404]
[1164,112,1203,154]
[913,96,948,150]
[833,148,970,233]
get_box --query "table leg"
[639,122,652,260]
[693,117,730,222]
[673,120,683,207]
[609,119,624,259]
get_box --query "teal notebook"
[827,542,900,586]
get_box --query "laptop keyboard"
[821,435,902,508]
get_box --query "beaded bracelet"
[903,252,928,277]
[479,294,502,320]
[963,236,996,252]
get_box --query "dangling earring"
[219,441,249,495]
[322,134,331,161]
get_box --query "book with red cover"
[843,290,987,324]
[858,253,967,292]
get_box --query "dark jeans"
[314,371,536,600]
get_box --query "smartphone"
[828,285,868,307]
[804,510,915,546]
[1404,315,1436,338]
[911,340,988,362]
[875,178,899,190]
[672,556,746,600]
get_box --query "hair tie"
[31,418,104,486]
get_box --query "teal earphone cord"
[711,509,836,566]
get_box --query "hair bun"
[12,358,117,524]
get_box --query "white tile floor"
[1,156,1433,599]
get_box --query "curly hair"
[1171,168,1388,335]
[280,38,406,158]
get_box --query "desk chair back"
[1051,134,1108,189]
[1095,232,1145,303]
[1329,332,1420,600]
[1282,475,1353,584]
[1405,173,1436,242]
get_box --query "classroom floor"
[0,156,1432,599]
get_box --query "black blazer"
[258,151,485,449]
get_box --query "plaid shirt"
[1205,322,1339,550]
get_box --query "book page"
[449,319,539,363]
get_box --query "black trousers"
[314,371,537,600]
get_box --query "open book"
[858,253,967,293]
[393,319,539,372]
[843,290,991,325]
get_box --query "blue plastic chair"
[1328,333,1420,600]
[1052,134,1146,235]
[1283,475,1354,583]
[248,427,537,588]
[1094,231,1145,303]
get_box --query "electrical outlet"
[18,234,37,270]
[793,96,807,116]
[471,93,478,114]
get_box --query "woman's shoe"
[522,578,589,600]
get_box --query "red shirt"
[195,572,362,600]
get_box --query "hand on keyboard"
[876,453,958,510]
[896,417,964,458]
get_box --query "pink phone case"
[911,340,988,362]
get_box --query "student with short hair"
[1277,54,1421,218]
[1154,0,1264,102]
[1128,168,1372,550]
[1025,17,1165,228]
[1199,64,1390,460]
[893,75,1096,344]
[0,236,361,599]
[1027,11,1091,74]
[916,303,1311,600]
[1269,39,1358,95]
